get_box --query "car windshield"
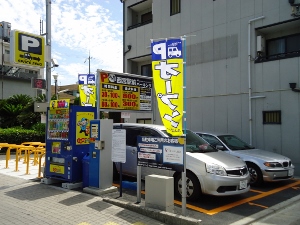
[162,129,218,153]
[218,135,255,150]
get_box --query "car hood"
[233,149,291,161]
[188,151,246,169]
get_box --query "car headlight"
[206,163,227,176]
[264,162,282,168]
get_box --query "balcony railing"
[127,19,153,30]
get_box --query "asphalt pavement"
[0,154,300,225]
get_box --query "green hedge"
[0,127,45,144]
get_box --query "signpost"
[10,30,45,68]
[137,136,184,172]
[78,74,96,107]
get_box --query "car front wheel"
[174,171,201,201]
[247,162,263,186]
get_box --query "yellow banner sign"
[152,59,183,136]
[151,38,184,136]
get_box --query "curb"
[103,197,202,225]
[229,194,300,225]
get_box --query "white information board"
[111,129,126,163]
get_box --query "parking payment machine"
[87,119,114,190]
[44,102,97,183]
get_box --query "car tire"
[247,162,263,186]
[174,171,201,201]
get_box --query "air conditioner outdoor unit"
[257,35,265,53]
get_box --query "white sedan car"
[196,132,295,186]
[113,123,250,201]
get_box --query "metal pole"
[182,35,187,216]
[55,79,57,99]
[46,0,52,102]
[248,16,264,145]
[1,23,4,99]
[89,51,91,75]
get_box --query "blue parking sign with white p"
[151,38,182,61]
[78,74,95,85]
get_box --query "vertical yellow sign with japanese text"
[151,39,183,136]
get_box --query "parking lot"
[1,154,299,225]
[112,178,300,225]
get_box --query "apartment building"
[121,0,300,175]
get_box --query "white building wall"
[123,0,300,175]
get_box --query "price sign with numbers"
[122,86,139,110]
[100,84,121,109]
[98,71,152,111]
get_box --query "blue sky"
[1,0,123,86]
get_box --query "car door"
[121,126,142,176]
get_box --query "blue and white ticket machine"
[86,119,114,190]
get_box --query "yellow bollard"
[26,149,31,174]
[14,145,34,172]
[5,144,19,168]
[5,147,11,168]
[38,152,46,178]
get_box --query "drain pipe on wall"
[248,16,264,145]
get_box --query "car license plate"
[288,169,294,176]
[239,180,247,189]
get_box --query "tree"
[0,94,41,128]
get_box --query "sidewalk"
[0,154,201,225]
[0,154,167,225]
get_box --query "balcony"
[127,0,153,31]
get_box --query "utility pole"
[46,0,52,102]
[84,51,93,74]
[1,23,4,100]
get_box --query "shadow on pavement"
[5,183,65,201]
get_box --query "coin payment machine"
[86,119,115,190]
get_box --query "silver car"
[113,123,250,201]
[196,132,295,186]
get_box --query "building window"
[141,12,152,24]
[141,64,152,77]
[263,111,281,124]
[170,0,181,15]
[266,33,300,60]
[137,118,152,124]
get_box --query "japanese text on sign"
[99,71,152,111]
[137,136,184,172]
[151,38,183,136]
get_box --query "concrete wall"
[0,78,36,99]
[124,0,300,175]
